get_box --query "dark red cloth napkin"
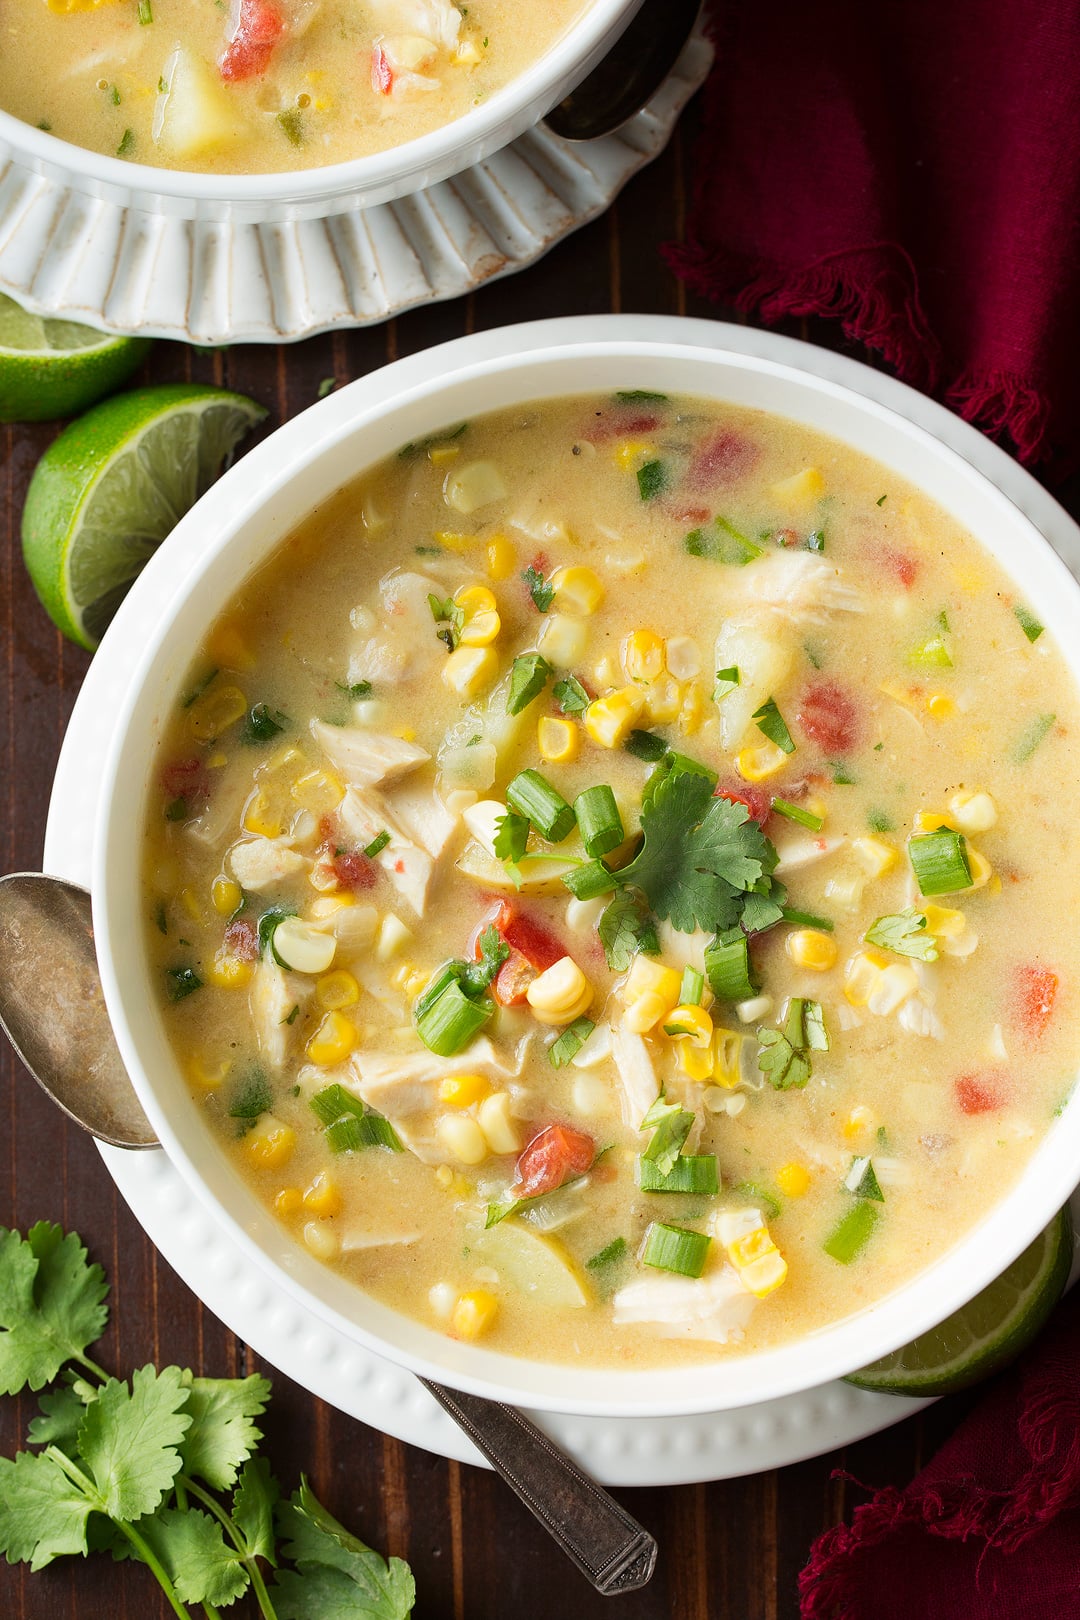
[798,1290,1080,1619]
[667,0,1080,471]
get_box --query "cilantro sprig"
[757,998,829,1091]
[0,1224,415,1618]
[864,908,939,961]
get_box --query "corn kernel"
[922,904,965,939]
[303,1172,343,1218]
[852,835,897,878]
[735,740,789,781]
[211,875,242,916]
[867,962,918,1015]
[550,565,604,615]
[537,715,579,764]
[429,443,463,464]
[451,1288,498,1340]
[526,956,593,1025]
[207,620,256,671]
[676,1041,715,1081]
[623,989,670,1034]
[455,584,501,647]
[770,466,825,505]
[179,886,205,923]
[244,1116,296,1170]
[187,1054,231,1091]
[665,636,700,680]
[621,955,682,1009]
[485,534,516,580]
[309,893,354,917]
[614,439,653,469]
[844,949,889,1007]
[316,970,361,1010]
[725,1224,788,1297]
[434,1163,454,1189]
[927,693,955,720]
[843,1104,876,1140]
[451,38,482,65]
[206,949,254,990]
[711,1028,749,1089]
[785,929,838,972]
[478,1091,522,1155]
[187,684,247,742]
[664,1004,714,1048]
[776,1162,811,1198]
[948,789,997,833]
[442,645,498,698]
[432,530,476,553]
[966,844,992,889]
[622,630,666,683]
[435,1113,488,1165]
[677,680,706,736]
[306,1010,359,1066]
[207,751,228,769]
[538,612,587,668]
[243,786,282,839]
[291,768,345,814]
[583,686,645,749]
[303,1220,340,1262]
[438,1073,491,1108]
[274,1187,302,1218]
[643,672,683,725]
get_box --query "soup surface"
[0,0,585,172]
[143,392,1080,1368]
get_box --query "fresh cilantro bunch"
[0,1223,415,1618]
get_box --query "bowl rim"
[0,0,639,206]
[92,315,1080,1416]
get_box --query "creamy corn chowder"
[1,0,584,172]
[143,393,1080,1368]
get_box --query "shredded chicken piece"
[345,1037,512,1162]
[612,1264,755,1344]
[227,836,309,892]
[609,1023,661,1128]
[249,961,310,1070]
[347,571,445,685]
[310,719,429,789]
[738,551,865,625]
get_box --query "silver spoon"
[0,870,658,1595]
[544,0,702,142]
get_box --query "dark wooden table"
[3,99,1074,1619]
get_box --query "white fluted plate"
[0,29,711,346]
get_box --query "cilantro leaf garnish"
[428,593,464,650]
[521,565,555,612]
[0,1449,95,1568]
[228,1069,273,1123]
[639,1095,694,1177]
[78,1366,192,1522]
[178,1372,271,1490]
[752,697,796,754]
[757,997,829,1090]
[138,1505,250,1606]
[0,1224,108,1396]
[598,890,659,971]
[272,1477,416,1619]
[864,908,939,961]
[493,809,529,865]
[617,766,774,934]
[458,925,510,997]
[553,674,590,714]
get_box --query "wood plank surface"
[2,96,1077,1619]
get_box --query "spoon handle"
[421,1379,657,1595]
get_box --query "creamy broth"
[0,0,585,173]
[142,394,1080,1368]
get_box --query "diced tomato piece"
[332,850,379,890]
[773,528,799,548]
[1013,964,1058,1041]
[581,409,662,444]
[955,1073,1007,1114]
[492,949,537,1007]
[478,901,564,973]
[714,783,772,825]
[876,544,918,588]
[684,429,759,492]
[160,756,210,807]
[664,502,712,527]
[224,918,258,960]
[219,0,285,80]
[513,1125,596,1199]
[370,42,393,94]
[795,680,861,755]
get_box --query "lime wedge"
[845,1204,1073,1396]
[0,292,152,423]
[21,383,267,650]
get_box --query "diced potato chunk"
[155,48,240,158]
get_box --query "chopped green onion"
[732,1182,782,1221]
[679,966,704,1006]
[363,829,391,858]
[831,763,856,785]
[784,997,829,1052]
[165,966,202,1002]
[843,1156,884,1201]
[662,750,718,787]
[615,389,668,403]
[907,635,952,669]
[309,1083,363,1127]
[276,108,304,147]
[824,1202,880,1263]
[876,493,888,506]
[241,703,288,744]
[574,784,624,858]
[685,517,764,566]
[554,675,590,713]
[548,1017,596,1068]
[336,679,372,699]
[624,728,668,762]
[780,907,834,932]
[283,1005,300,1026]
[137,0,153,20]
[586,1236,629,1270]
[415,979,491,1056]
[908,828,973,896]
[1012,712,1055,764]
[562,860,618,900]
[636,1155,719,1195]
[506,652,553,715]
[806,530,825,553]
[506,769,576,842]
[867,808,894,833]
[181,666,219,708]
[752,698,796,754]
[165,796,188,822]
[1014,604,1044,642]
[428,593,464,649]
[116,127,135,157]
[771,796,823,831]
[642,1222,711,1278]
[494,810,529,864]
[704,930,757,1003]
[637,459,668,500]
[640,1094,695,1176]
[713,666,740,701]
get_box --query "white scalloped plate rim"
[41,316,1080,1484]
[0,29,711,346]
